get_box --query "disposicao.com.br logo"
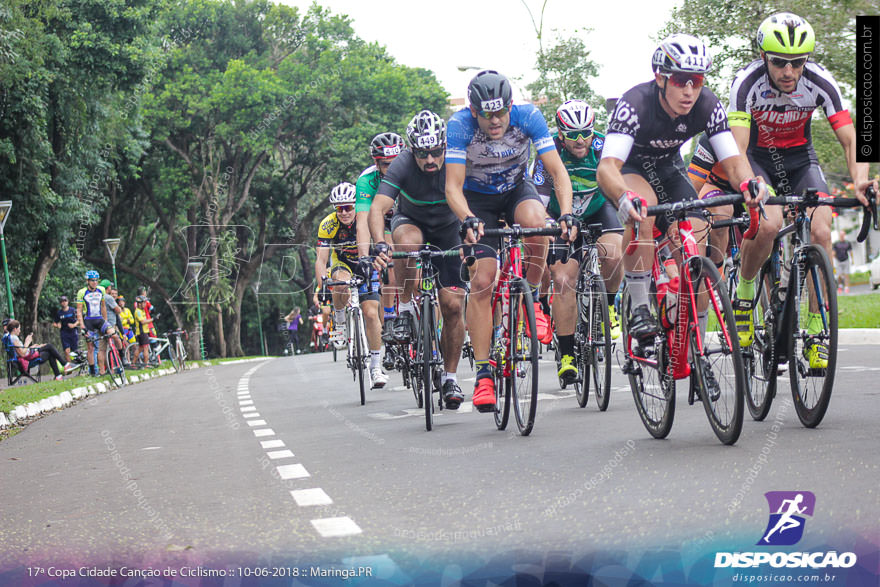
[714,491,858,570]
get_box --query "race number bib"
[382,145,402,157]
[416,135,438,148]
[480,97,504,112]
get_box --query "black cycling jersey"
[376,150,458,231]
[607,81,729,165]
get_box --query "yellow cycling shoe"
[804,338,829,370]
[733,298,755,348]
[608,306,621,340]
[558,354,578,384]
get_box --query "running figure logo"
[759,491,816,546]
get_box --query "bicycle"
[389,246,461,431]
[744,189,877,426]
[620,194,746,445]
[165,330,188,372]
[476,224,561,436]
[147,334,171,368]
[96,330,128,388]
[324,276,370,405]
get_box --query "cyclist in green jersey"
[532,100,624,383]
[356,132,405,342]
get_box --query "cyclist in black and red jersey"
[728,13,879,366]
[597,34,766,346]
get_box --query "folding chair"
[3,333,44,386]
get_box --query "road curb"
[0,359,270,431]
[838,328,880,344]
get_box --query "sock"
[370,350,381,370]
[528,282,541,303]
[442,371,457,384]
[384,306,396,319]
[557,334,575,357]
[625,270,651,308]
[698,311,708,343]
[334,309,345,325]
[475,360,491,380]
[736,275,756,301]
[398,300,415,314]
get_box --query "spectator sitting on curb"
[4,319,75,381]
[52,295,79,363]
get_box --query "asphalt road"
[0,345,877,583]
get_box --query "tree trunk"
[23,235,59,333]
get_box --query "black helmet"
[467,70,513,112]
[370,132,405,159]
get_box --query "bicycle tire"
[493,313,511,431]
[588,277,612,412]
[743,259,778,421]
[573,270,591,407]
[510,278,539,436]
[352,310,366,406]
[106,343,127,388]
[621,288,675,439]
[788,244,837,428]
[177,339,188,371]
[421,295,435,431]
[688,256,744,445]
[169,342,181,373]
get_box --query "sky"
[281,0,684,103]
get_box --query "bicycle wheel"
[788,244,837,428]
[168,341,181,372]
[492,308,511,431]
[106,343,127,387]
[587,277,612,412]
[351,310,367,406]
[572,271,590,407]
[688,256,744,445]
[743,259,778,421]
[510,278,539,436]
[421,295,435,431]
[621,288,675,439]
[176,339,188,370]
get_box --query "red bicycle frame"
[491,238,525,378]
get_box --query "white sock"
[442,371,457,384]
[625,270,652,308]
[334,309,345,325]
[370,350,381,370]
[398,300,415,314]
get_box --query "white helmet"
[328,182,356,205]
[555,100,595,133]
[406,110,446,149]
[652,33,713,74]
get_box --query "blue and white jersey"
[446,103,556,194]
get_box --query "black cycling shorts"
[329,262,381,303]
[83,317,111,336]
[622,155,703,235]
[464,179,545,260]
[748,147,829,198]
[548,198,624,264]
[390,215,466,289]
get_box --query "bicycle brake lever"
[857,186,878,243]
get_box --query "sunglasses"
[414,147,445,159]
[335,205,355,213]
[478,107,509,119]
[561,130,593,142]
[767,55,808,69]
[661,72,705,88]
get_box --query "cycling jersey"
[446,104,556,194]
[728,60,851,152]
[532,132,607,219]
[354,166,381,213]
[76,285,106,319]
[687,133,734,193]
[119,307,134,330]
[317,211,359,267]
[604,81,731,165]
[377,150,457,231]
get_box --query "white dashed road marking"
[291,488,333,506]
[260,439,285,449]
[267,449,295,459]
[276,464,310,479]
[253,428,275,437]
[311,517,362,537]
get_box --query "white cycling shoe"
[330,328,346,349]
[370,367,388,389]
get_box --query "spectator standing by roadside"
[284,307,304,355]
[116,294,135,366]
[137,286,157,337]
[133,296,153,367]
[832,230,854,294]
[52,295,78,363]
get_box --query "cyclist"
[356,132,406,343]
[445,69,577,412]
[596,33,766,347]
[532,99,624,384]
[728,12,878,367]
[315,182,389,388]
[75,270,116,376]
[370,110,467,409]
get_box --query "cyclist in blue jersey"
[76,269,117,376]
[445,69,577,412]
